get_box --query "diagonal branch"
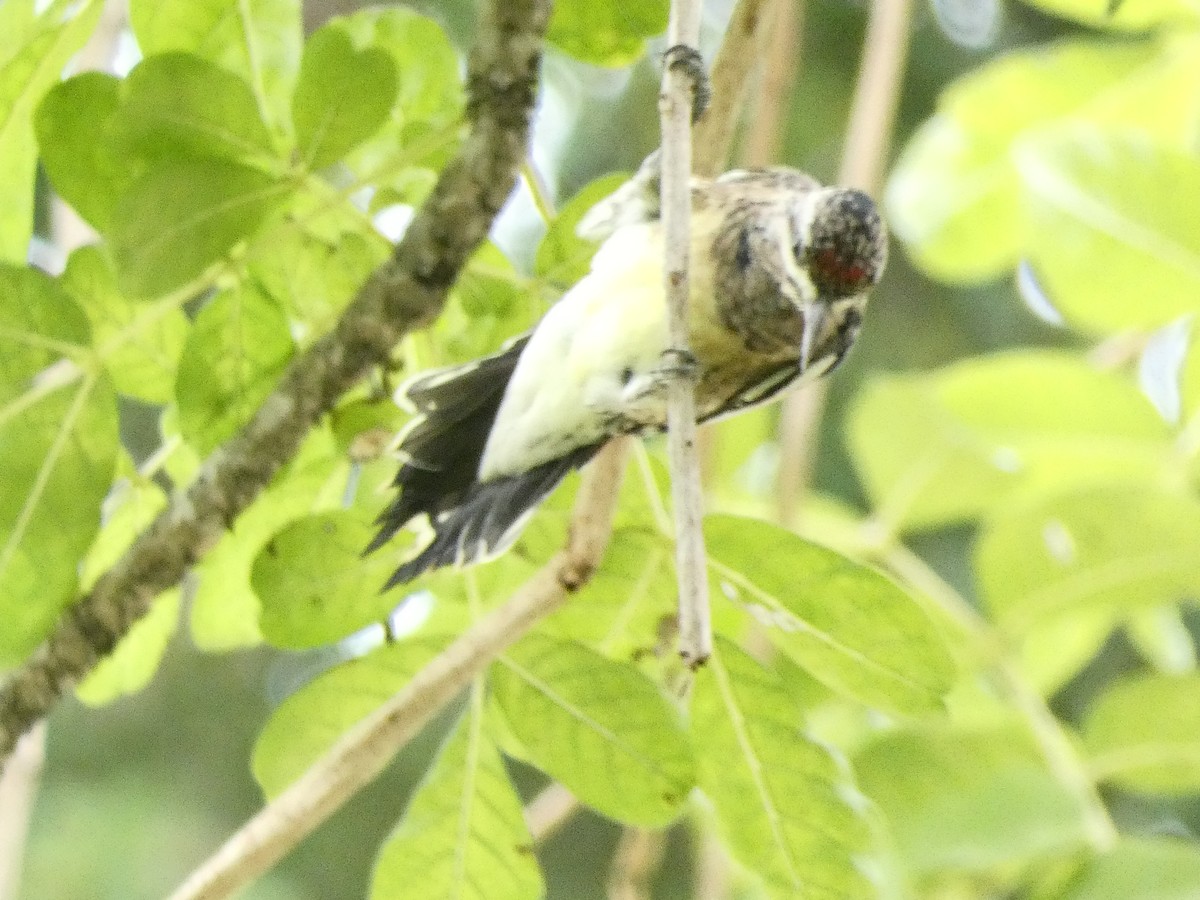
[0,0,553,767]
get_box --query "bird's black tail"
[366,336,601,589]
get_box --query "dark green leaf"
[174,284,294,453]
[292,26,397,170]
[111,157,290,298]
[706,515,956,715]
[1084,673,1200,794]
[492,633,695,826]
[36,73,128,233]
[692,639,875,898]
[371,695,543,900]
[0,266,118,663]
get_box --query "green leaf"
[253,635,452,797]
[248,223,386,334]
[855,724,1088,873]
[0,265,118,663]
[36,72,128,233]
[174,283,294,454]
[547,0,668,67]
[692,639,875,898]
[60,246,188,403]
[334,7,465,179]
[190,446,350,650]
[253,511,407,649]
[75,476,179,706]
[115,52,278,164]
[706,515,955,716]
[491,633,695,826]
[1016,129,1200,333]
[1018,0,1200,30]
[0,0,102,261]
[885,39,1200,283]
[292,25,397,171]
[129,0,301,134]
[371,692,543,900]
[111,157,290,298]
[1084,673,1200,794]
[1059,838,1200,900]
[848,352,1170,530]
[534,173,627,288]
[976,486,1200,631]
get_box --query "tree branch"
[661,1,710,668]
[0,0,553,767]
[168,439,631,900]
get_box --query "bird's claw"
[663,44,710,123]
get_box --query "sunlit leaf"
[886,39,1200,283]
[534,173,627,288]
[292,25,397,171]
[1084,673,1200,794]
[706,515,956,715]
[253,635,453,797]
[855,723,1088,873]
[491,633,694,826]
[977,486,1200,630]
[60,246,188,404]
[36,72,128,233]
[1018,0,1200,30]
[0,0,102,261]
[254,510,406,649]
[174,283,294,454]
[1058,838,1200,900]
[848,352,1170,530]
[693,639,876,898]
[129,0,301,134]
[115,52,278,164]
[111,157,291,298]
[547,0,669,67]
[0,266,118,663]
[371,692,542,900]
[1016,128,1200,333]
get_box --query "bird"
[365,154,887,588]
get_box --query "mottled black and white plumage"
[368,158,887,588]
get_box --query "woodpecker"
[366,154,887,587]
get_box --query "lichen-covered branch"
[0,0,553,767]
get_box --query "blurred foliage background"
[5,0,1200,897]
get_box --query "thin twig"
[775,0,914,526]
[168,440,631,900]
[0,723,45,900]
[0,0,553,767]
[606,828,667,900]
[693,0,775,178]
[524,782,579,843]
[661,1,710,668]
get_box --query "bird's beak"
[799,303,828,373]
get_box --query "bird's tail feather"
[366,335,600,587]
[380,442,601,589]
